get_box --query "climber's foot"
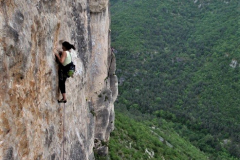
[58,99,67,103]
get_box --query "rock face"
[0,0,117,159]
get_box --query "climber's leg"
[59,74,67,103]
[62,93,66,101]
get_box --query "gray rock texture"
[0,0,117,159]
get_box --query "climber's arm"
[55,51,66,64]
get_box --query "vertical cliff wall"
[0,0,117,159]
[89,0,117,156]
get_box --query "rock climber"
[54,41,75,103]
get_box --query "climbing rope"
[61,103,66,160]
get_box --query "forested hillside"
[109,109,210,160]
[110,0,240,159]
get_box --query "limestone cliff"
[0,0,117,159]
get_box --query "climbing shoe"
[58,99,67,103]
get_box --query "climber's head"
[62,41,76,51]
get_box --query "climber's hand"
[53,49,58,56]
[53,42,59,55]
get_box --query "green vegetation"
[109,110,211,160]
[110,0,240,159]
[90,109,96,116]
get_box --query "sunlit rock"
[0,0,117,159]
